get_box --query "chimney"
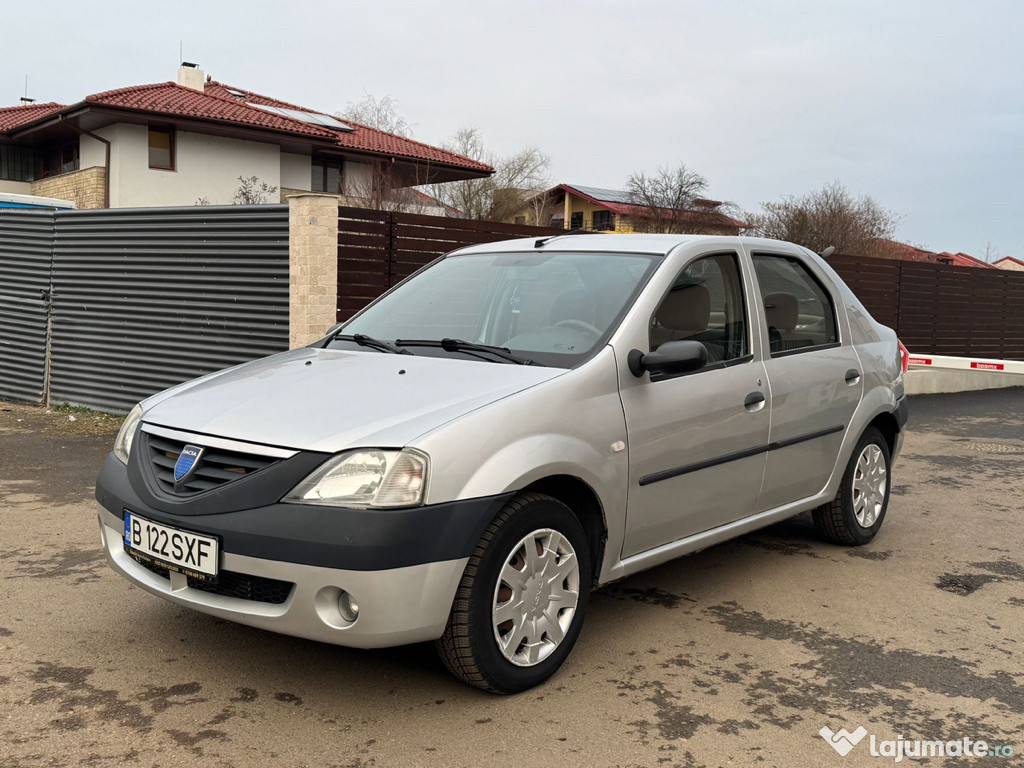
[177,62,205,92]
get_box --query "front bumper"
[98,505,468,648]
[96,445,512,649]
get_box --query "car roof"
[452,233,808,257]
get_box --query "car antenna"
[534,234,565,248]
[820,245,836,259]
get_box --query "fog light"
[338,591,359,623]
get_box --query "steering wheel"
[554,319,602,337]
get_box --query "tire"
[813,426,891,546]
[435,492,592,694]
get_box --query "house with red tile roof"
[873,239,995,269]
[993,256,1024,272]
[517,183,746,235]
[0,64,491,209]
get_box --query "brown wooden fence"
[336,206,564,321]
[334,211,1024,360]
[830,254,1024,361]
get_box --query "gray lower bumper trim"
[98,505,467,649]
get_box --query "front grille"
[130,553,294,605]
[187,570,294,604]
[145,433,279,495]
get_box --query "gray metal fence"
[0,211,54,404]
[0,205,290,414]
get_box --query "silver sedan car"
[97,234,908,693]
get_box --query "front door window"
[649,252,749,367]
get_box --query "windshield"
[338,250,659,367]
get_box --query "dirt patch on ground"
[1,388,1022,767]
[0,402,117,506]
[0,402,122,438]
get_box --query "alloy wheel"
[852,444,887,527]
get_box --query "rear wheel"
[813,427,891,546]
[435,492,591,693]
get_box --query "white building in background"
[0,64,491,210]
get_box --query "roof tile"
[3,82,490,174]
[205,81,491,171]
[85,82,337,138]
[0,102,66,132]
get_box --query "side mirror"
[628,340,708,378]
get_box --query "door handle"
[744,391,766,412]
[844,369,861,384]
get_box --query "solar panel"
[280,108,353,131]
[248,103,353,132]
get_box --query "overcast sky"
[5,1,1021,258]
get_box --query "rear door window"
[752,254,838,355]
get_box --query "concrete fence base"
[905,368,1024,395]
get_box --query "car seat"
[650,284,724,362]
[764,292,811,352]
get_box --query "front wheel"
[813,426,891,546]
[435,492,592,693]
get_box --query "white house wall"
[94,124,282,207]
[0,180,33,194]
[280,152,311,191]
[79,132,107,168]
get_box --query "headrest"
[657,283,710,332]
[550,288,595,326]
[764,292,799,332]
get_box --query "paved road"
[1,390,1022,768]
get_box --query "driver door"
[619,250,769,557]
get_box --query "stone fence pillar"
[287,194,339,349]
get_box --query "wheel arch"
[866,410,900,457]
[520,474,607,588]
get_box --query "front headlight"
[113,403,143,464]
[284,448,429,508]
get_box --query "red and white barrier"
[907,353,1024,375]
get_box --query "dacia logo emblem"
[174,444,205,483]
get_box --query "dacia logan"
[97,234,908,693]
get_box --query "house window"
[0,145,35,181]
[592,210,613,231]
[35,142,78,179]
[570,212,584,230]
[312,159,344,194]
[148,128,175,170]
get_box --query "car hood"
[142,347,565,453]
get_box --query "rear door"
[747,247,863,511]
[619,247,769,557]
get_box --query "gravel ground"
[1,389,1022,768]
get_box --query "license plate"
[123,511,219,582]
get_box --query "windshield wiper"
[396,338,534,365]
[321,332,411,355]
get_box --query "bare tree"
[980,241,1004,263]
[624,164,711,233]
[233,176,278,205]
[744,181,899,258]
[343,159,439,213]
[430,127,550,221]
[520,188,560,228]
[339,92,413,137]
